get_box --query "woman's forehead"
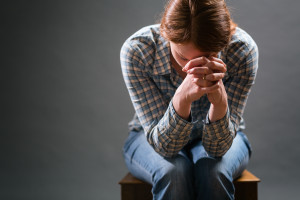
[171,42,215,58]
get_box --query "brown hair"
[160,0,237,52]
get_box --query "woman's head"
[160,0,236,53]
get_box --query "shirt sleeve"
[202,39,259,157]
[120,40,194,158]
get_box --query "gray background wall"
[1,0,300,199]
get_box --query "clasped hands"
[178,56,228,106]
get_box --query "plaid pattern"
[120,24,258,157]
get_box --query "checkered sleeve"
[202,39,259,157]
[120,40,194,157]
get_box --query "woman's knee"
[153,155,193,183]
[196,157,232,178]
[152,155,194,199]
[195,157,235,200]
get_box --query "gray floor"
[1,0,300,199]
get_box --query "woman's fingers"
[206,60,227,73]
[209,56,226,65]
[209,56,227,71]
[183,56,226,73]
[198,81,221,93]
[187,67,212,75]
[190,72,225,81]
[192,77,214,87]
[205,73,225,81]
[182,57,210,72]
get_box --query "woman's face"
[170,41,217,68]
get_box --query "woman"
[121,0,258,199]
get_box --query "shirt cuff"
[166,99,195,139]
[203,107,235,140]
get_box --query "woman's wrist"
[173,91,192,121]
[208,101,228,122]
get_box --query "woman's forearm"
[172,91,192,121]
[208,102,228,122]
[207,80,228,122]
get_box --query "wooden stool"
[119,170,260,200]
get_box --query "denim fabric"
[123,130,252,200]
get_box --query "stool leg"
[234,182,258,200]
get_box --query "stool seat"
[119,169,260,200]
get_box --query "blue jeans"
[123,130,252,200]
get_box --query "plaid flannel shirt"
[120,24,258,157]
